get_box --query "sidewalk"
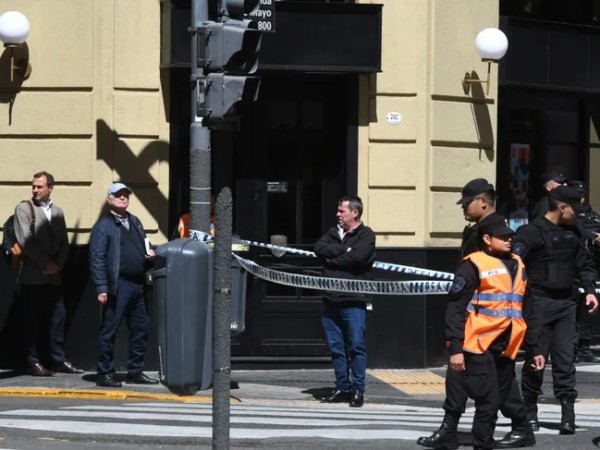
[0,368,446,406]
[0,364,599,406]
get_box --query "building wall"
[359,0,500,248]
[0,0,169,244]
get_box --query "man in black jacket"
[314,195,375,408]
[567,180,600,363]
[514,185,598,434]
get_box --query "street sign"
[249,0,275,33]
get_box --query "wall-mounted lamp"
[463,28,508,95]
[0,11,30,82]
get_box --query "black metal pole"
[213,187,232,449]
[190,0,211,234]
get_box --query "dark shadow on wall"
[0,43,31,126]
[466,70,496,163]
[96,119,170,237]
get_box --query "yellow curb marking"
[0,387,213,403]
[369,370,446,395]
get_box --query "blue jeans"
[321,301,367,393]
[97,279,149,375]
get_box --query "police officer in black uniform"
[418,179,533,449]
[513,185,599,435]
[568,180,600,363]
[529,172,567,221]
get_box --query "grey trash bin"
[153,239,213,395]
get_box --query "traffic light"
[197,21,261,74]
[196,73,260,119]
[196,0,262,122]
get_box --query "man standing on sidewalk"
[514,185,598,435]
[315,195,375,408]
[15,171,83,377]
[89,182,158,388]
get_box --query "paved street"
[0,364,598,448]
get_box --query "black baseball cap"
[456,178,495,205]
[540,172,567,185]
[550,185,582,207]
[567,179,586,198]
[479,215,515,236]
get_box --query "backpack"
[2,200,35,271]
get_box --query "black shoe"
[575,345,600,363]
[416,420,459,449]
[495,428,536,448]
[27,362,53,377]
[53,361,84,374]
[321,389,351,403]
[96,374,122,388]
[524,403,539,432]
[559,400,575,435]
[126,372,159,385]
[349,390,364,408]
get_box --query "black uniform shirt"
[513,217,597,296]
[445,252,518,355]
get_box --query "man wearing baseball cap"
[418,179,531,449]
[514,185,599,435]
[566,180,600,363]
[530,172,567,220]
[89,182,158,388]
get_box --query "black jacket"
[314,222,376,303]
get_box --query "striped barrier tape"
[232,253,453,295]
[191,230,600,296]
[190,229,455,281]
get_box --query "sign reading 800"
[249,0,276,33]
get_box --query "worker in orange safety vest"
[443,215,544,450]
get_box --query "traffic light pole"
[190,0,211,234]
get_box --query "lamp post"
[0,11,30,82]
[463,27,508,95]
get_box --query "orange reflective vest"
[463,252,527,359]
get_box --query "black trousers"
[20,283,66,367]
[576,293,593,345]
[443,357,525,424]
[522,299,577,402]
[462,351,527,449]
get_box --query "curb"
[0,387,213,403]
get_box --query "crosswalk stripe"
[0,402,597,440]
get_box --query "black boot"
[524,402,539,432]
[416,413,459,449]
[495,423,535,448]
[559,400,575,435]
[575,344,600,363]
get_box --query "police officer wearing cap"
[514,185,599,434]
[444,215,537,450]
[529,172,567,220]
[567,180,600,363]
[418,179,531,449]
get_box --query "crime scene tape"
[191,230,600,296]
[232,253,453,295]
[190,229,455,281]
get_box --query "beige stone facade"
[0,0,501,249]
[359,0,500,248]
[0,0,169,244]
